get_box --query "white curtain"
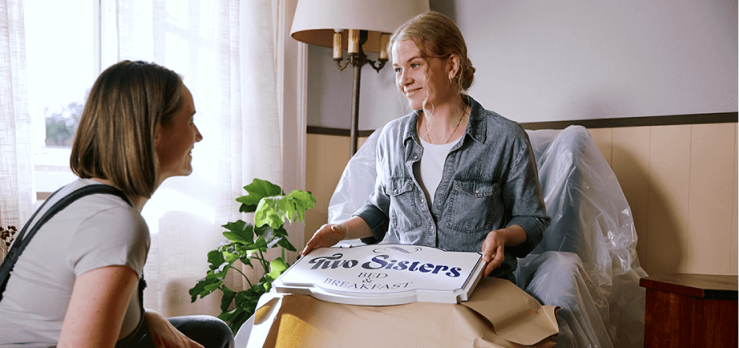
[0,0,33,247]
[101,0,287,316]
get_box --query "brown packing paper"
[248,277,559,348]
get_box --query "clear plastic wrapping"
[328,125,648,347]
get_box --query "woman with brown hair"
[303,11,550,283]
[0,60,233,348]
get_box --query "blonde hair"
[70,60,184,198]
[389,11,475,93]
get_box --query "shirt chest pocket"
[387,177,420,232]
[444,179,498,233]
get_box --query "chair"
[328,125,648,348]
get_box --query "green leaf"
[220,285,236,312]
[264,226,287,248]
[207,250,226,271]
[255,197,294,229]
[229,311,252,335]
[267,257,289,280]
[223,251,240,264]
[241,236,267,252]
[239,255,254,269]
[253,224,271,237]
[213,262,230,276]
[189,276,223,302]
[287,190,316,223]
[222,220,254,245]
[277,237,297,252]
[237,179,282,213]
[217,308,240,325]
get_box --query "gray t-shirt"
[0,179,150,347]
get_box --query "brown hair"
[70,60,184,198]
[389,11,475,92]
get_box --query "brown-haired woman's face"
[392,39,455,111]
[155,85,202,180]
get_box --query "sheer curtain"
[0,0,33,248]
[102,0,289,316]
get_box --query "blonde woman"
[303,12,550,283]
[0,61,233,348]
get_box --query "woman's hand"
[481,230,506,277]
[481,225,527,277]
[301,224,348,256]
[144,310,203,348]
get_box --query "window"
[25,0,98,196]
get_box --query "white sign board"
[272,244,485,306]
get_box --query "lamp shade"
[290,0,430,54]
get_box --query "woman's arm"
[301,216,373,256]
[58,265,138,348]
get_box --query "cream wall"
[306,123,738,277]
[306,0,737,129]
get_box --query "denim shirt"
[354,96,550,280]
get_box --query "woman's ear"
[447,54,461,81]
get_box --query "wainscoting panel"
[304,134,367,244]
[647,125,693,275]
[586,128,613,166]
[732,126,738,275]
[688,124,736,275]
[610,126,652,271]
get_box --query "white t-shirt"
[0,179,150,347]
[418,137,460,205]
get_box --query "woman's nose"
[398,71,411,86]
[195,125,203,142]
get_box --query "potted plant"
[189,178,315,333]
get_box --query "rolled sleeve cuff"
[353,204,389,243]
[506,216,548,258]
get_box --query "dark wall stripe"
[307,112,738,135]
[521,112,737,130]
[307,126,376,137]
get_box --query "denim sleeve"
[353,140,391,244]
[503,132,551,258]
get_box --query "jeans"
[116,315,234,348]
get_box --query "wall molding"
[521,112,737,130]
[307,126,376,137]
[307,112,738,135]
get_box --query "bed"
[325,125,648,347]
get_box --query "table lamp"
[290,0,430,155]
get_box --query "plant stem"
[231,265,254,288]
[258,251,269,272]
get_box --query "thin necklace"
[424,106,467,144]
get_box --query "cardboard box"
[246,277,559,347]
[273,245,486,305]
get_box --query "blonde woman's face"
[392,39,453,111]
[155,86,202,180]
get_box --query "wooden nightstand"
[640,273,738,348]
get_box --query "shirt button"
[475,190,479,193]
[421,199,424,203]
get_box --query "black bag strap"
[0,184,132,301]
